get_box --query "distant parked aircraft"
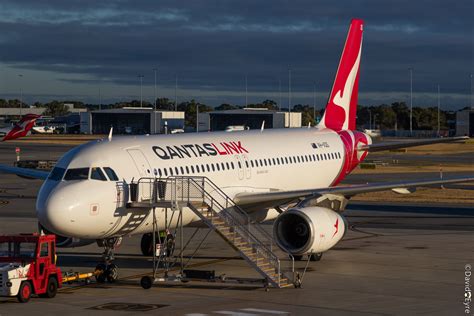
[1,114,41,141]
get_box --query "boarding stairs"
[128,176,295,288]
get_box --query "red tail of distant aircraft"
[1,114,41,141]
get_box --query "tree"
[215,103,239,111]
[43,101,70,117]
[292,104,315,126]
[177,99,212,128]
[156,98,175,111]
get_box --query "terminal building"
[197,108,302,132]
[80,108,185,135]
[456,108,474,137]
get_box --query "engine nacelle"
[273,207,347,255]
[39,224,95,248]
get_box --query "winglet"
[108,127,113,141]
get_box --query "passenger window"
[48,167,66,181]
[251,160,254,168]
[191,166,195,173]
[206,164,210,172]
[238,161,242,168]
[216,164,220,171]
[175,167,179,175]
[158,169,162,177]
[170,168,174,176]
[285,157,289,164]
[226,162,230,169]
[91,167,107,181]
[64,168,89,181]
[180,166,184,174]
[272,158,276,165]
[164,168,168,176]
[221,162,225,170]
[196,165,200,173]
[231,162,235,169]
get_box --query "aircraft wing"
[234,176,474,208]
[358,136,469,152]
[0,164,49,180]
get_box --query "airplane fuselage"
[36,128,371,239]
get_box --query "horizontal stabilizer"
[358,136,469,152]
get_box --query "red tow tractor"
[0,234,61,302]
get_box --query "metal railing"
[131,176,295,287]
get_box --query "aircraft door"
[242,154,251,179]
[127,149,153,200]
[234,155,244,180]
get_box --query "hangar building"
[197,108,302,132]
[80,108,185,135]
[456,108,474,137]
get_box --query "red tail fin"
[2,114,41,141]
[319,19,363,131]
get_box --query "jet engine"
[39,224,95,248]
[273,207,347,255]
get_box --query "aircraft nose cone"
[36,181,79,237]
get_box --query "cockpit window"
[103,167,119,181]
[91,167,107,181]
[64,168,89,180]
[48,167,66,181]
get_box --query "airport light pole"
[368,109,372,130]
[288,68,292,127]
[437,84,440,136]
[99,86,101,111]
[196,102,199,133]
[313,83,316,125]
[175,75,178,111]
[138,74,144,107]
[18,74,23,116]
[153,68,157,111]
[245,75,248,107]
[470,73,473,110]
[278,78,282,111]
[408,67,413,136]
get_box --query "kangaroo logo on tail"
[319,19,363,131]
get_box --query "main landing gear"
[95,237,121,283]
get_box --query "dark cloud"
[0,0,472,108]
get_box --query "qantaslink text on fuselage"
[152,141,249,160]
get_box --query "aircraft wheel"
[106,264,119,283]
[95,263,107,283]
[309,253,323,262]
[140,233,153,256]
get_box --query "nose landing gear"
[95,237,122,283]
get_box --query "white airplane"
[0,19,471,285]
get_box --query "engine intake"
[273,207,346,255]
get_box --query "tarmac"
[0,140,473,315]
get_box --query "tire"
[95,263,107,283]
[39,277,58,298]
[17,281,32,303]
[140,233,153,256]
[309,253,323,262]
[106,264,118,283]
[140,276,153,289]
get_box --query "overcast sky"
[0,0,472,109]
